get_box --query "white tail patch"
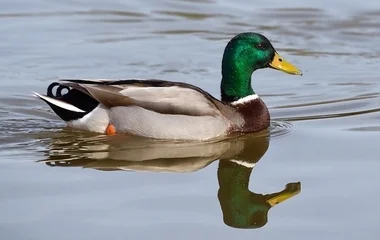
[67,104,109,133]
[231,94,259,105]
[32,91,86,113]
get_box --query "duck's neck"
[217,160,269,228]
[218,160,254,193]
[221,57,255,102]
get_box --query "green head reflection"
[217,134,301,228]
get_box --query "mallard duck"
[33,32,302,140]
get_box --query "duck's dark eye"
[256,43,266,50]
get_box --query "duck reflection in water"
[38,129,301,229]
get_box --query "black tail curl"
[45,82,99,121]
[47,82,71,98]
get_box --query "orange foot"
[105,124,116,135]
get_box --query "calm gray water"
[1,0,380,239]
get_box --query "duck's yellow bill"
[266,184,301,207]
[269,52,303,76]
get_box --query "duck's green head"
[221,32,302,102]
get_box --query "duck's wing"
[59,79,238,118]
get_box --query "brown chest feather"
[231,99,270,133]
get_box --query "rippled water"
[1,0,380,239]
